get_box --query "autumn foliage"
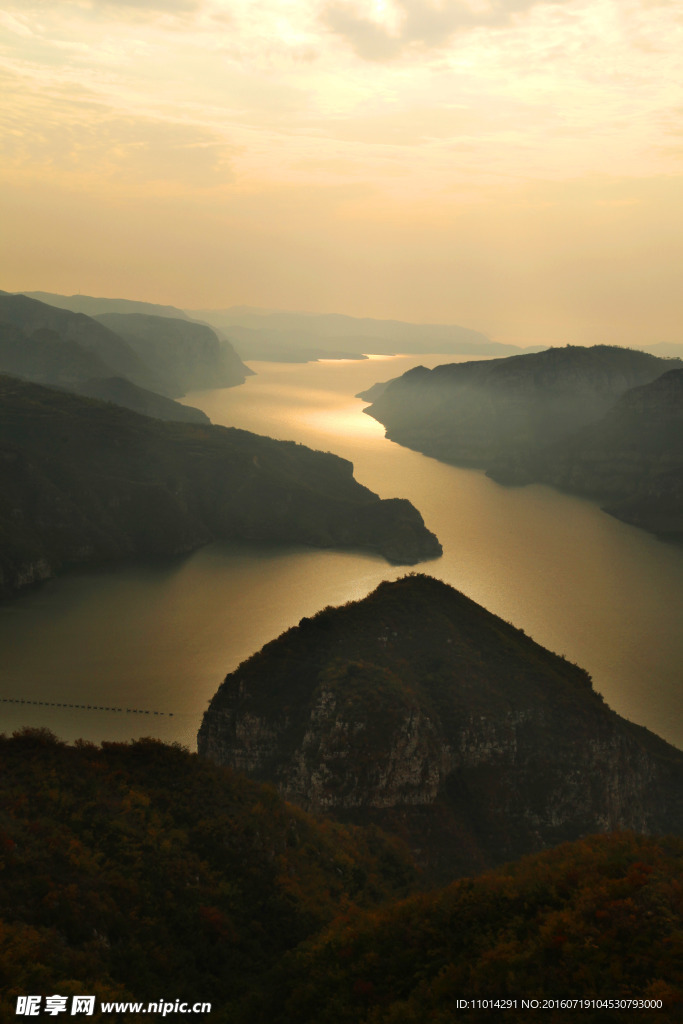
[0,729,681,1022]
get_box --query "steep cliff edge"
[94,311,252,393]
[198,575,683,883]
[0,292,163,392]
[0,377,441,598]
[5,292,251,399]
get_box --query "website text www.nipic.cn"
[16,996,212,1016]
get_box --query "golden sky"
[1,0,681,344]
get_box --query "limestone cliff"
[199,575,683,883]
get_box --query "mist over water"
[1,354,681,750]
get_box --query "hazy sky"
[1,0,681,344]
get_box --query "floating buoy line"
[0,698,173,716]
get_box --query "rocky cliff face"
[94,312,252,394]
[199,575,683,882]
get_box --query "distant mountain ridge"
[198,574,683,883]
[16,290,252,393]
[22,290,191,320]
[188,306,533,362]
[0,291,163,392]
[1,292,250,423]
[0,376,441,598]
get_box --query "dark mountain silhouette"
[362,345,679,465]
[361,345,681,538]
[0,322,114,387]
[1,292,251,423]
[12,292,251,393]
[0,376,441,598]
[0,292,163,392]
[199,574,683,883]
[489,368,683,540]
[0,306,209,424]
[72,376,210,425]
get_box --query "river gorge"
[1,354,681,751]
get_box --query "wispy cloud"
[1,0,682,342]
[0,74,236,191]
[321,0,570,60]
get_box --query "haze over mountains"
[2,285,683,1017]
[188,306,533,362]
[2,289,680,558]
[29,292,539,363]
[93,312,251,395]
[22,291,192,321]
[22,292,527,364]
[491,368,683,540]
[0,291,250,424]
[362,345,683,540]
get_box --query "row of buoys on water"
[1,698,173,716]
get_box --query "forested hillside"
[0,377,441,597]
[0,732,680,1022]
[199,575,683,882]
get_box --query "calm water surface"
[1,355,681,750]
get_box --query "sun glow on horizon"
[1,0,681,345]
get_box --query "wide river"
[1,355,682,750]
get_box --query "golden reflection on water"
[187,354,683,751]
[1,354,681,752]
[300,400,386,440]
